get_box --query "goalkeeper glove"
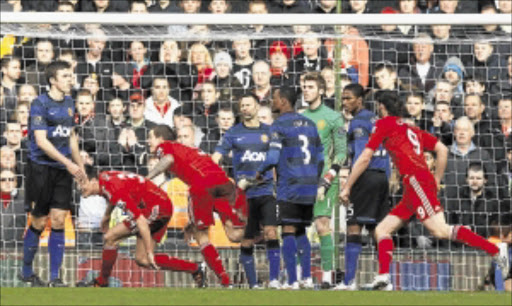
[317,164,341,201]
[237,173,261,191]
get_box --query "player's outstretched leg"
[19,224,46,287]
[295,226,313,289]
[154,254,206,288]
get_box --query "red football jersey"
[98,171,172,224]
[156,141,228,187]
[366,116,439,176]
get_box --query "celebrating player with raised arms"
[76,168,205,288]
[340,90,508,291]
[147,125,246,287]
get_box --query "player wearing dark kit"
[334,84,390,291]
[212,94,280,289]
[19,61,86,287]
[247,87,324,289]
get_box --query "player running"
[76,168,205,288]
[340,90,509,291]
[146,125,246,287]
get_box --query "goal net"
[1,11,510,290]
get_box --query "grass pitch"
[1,288,511,306]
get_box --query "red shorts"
[189,180,237,230]
[389,171,443,222]
[218,187,248,228]
[123,216,171,243]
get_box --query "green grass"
[1,288,511,306]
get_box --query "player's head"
[302,71,326,105]
[239,93,260,122]
[272,86,296,114]
[80,165,100,198]
[46,60,72,95]
[342,83,365,115]
[148,125,177,153]
[375,90,402,118]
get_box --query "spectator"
[444,116,497,200]
[247,0,269,34]
[172,107,205,146]
[441,57,466,96]
[320,66,337,110]
[428,79,462,116]
[479,4,505,35]
[149,0,179,13]
[0,168,26,249]
[74,89,107,157]
[398,34,440,93]
[81,0,129,13]
[1,56,22,112]
[179,0,202,14]
[464,75,487,96]
[497,97,511,138]
[192,81,223,133]
[447,163,499,238]
[16,84,37,106]
[491,55,512,105]
[144,77,181,128]
[467,40,501,88]
[347,0,370,14]
[96,97,126,168]
[188,43,213,85]
[0,146,17,171]
[431,100,455,146]
[232,37,255,90]
[269,0,310,13]
[292,32,329,80]
[2,122,25,168]
[177,124,199,148]
[405,92,433,131]
[25,40,54,93]
[211,51,244,105]
[258,104,274,125]
[126,40,150,89]
[129,0,148,13]
[251,60,273,104]
[208,0,230,13]
[497,0,512,33]
[80,73,106,113]
[397,0,422,36]
[12,102,29,140]
[200,107,235,154]
[313,0,337,13]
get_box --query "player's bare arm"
[70,128,86,183]
[34,129,86,182]
[340,147,374,205]
[101,204,116,233]
[433,141,449,188]
[136,216,159,270]
[146,154,174,179]
[211,152,223,165]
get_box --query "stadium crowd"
[0,0,511,288]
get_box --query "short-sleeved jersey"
[156,141,228,187]
[98,171,172,226]
[348,109,389,174]
[366,116,439,176]
[259,112,324,205]
[214,123,274,199]
[302,104,346,174]
[28,93,75,168]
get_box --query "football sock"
[378,236,394,275]
[319,233,334,273]
[154,254,198,273]
[266,239,280,281]
[451,225,499,256]
[240,246,257,288]
[344,235,362,285]
[201,243,229,285]
[295,234,311,279]
[48,228,65,281]
[282,233,297,285]
[22,225,42,278]
[96,246,118,286]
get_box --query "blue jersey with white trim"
[258,112,323,205]
[215,123,274,198]
[28,93,75,168]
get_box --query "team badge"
[33,116,43,125]
[261,134,269,143]
[317,120,326,130]
[68,108,73,117]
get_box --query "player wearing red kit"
[340,91,508,290]
[76,168,204,288]
[147,125,246,287]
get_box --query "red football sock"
[452,226,499,256]
[378,236,394,275]
[96,247,118,286]
[154,254,198,273]
[201,243,229,285]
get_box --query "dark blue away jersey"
[215,122,274,199]
[28,93,75,169]
[348,109,390,176]
[258,112,324,205]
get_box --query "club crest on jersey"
[261,134,269,143]
[317,120,326,130]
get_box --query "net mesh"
[0,18,510,290]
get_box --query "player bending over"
[147,125,246,287]
[76,168,205,288]
[340,90,508,290]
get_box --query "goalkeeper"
[302,72,347,289]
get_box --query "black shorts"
[25,161,73,217]
[347,169,389,226]
[277,201,313,226]
[243,195,278,239]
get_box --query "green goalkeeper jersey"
[303,104,347,176]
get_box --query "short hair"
[413,33,434,45]
[1,56,20,69]
[239,93,260,105]
[375,62,396,74]
[85,165,99,180]
[46,60,71,84]
[77,89,93,99]
[464,93,483,104]
[454,116,475,134]
[435,100,451,109]
[466,162,487,179]
[303,71,326,93]
[201,81,217,92]
[57,1,75,11]
[343,83,365,99]
[152,76,169,87]
[463,75,486,89]
[59,49,76,60]
[277,86,297,108]
[152,125,176,141]
[406,91,424,103]
[498,96,512,103]
[131,0,147,10]
[375,90,402,117]
[217,107,234,117]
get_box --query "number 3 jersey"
[98,171,172,224]
[366,116,438,176]
[259,112,324,205]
